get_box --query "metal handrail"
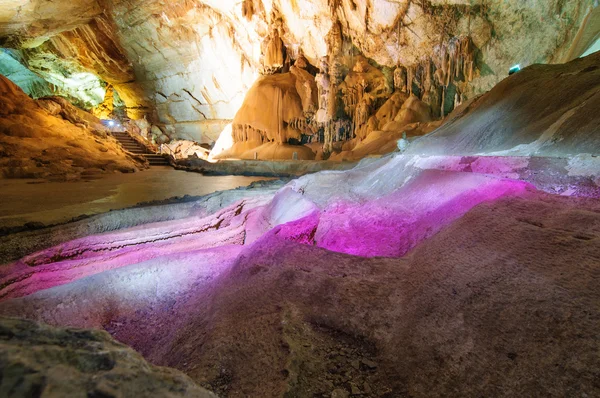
[160,143,175,158]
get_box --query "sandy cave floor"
[0,167,272,229]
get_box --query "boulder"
[0,317,216,398]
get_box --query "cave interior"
[0,1,600,397]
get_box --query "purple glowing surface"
[314,171,530,257]
[0,169,532,301]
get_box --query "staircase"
[112,132,170,166]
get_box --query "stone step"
[112,134,172,167]
[120,143,146,148]
[143,154,170,166]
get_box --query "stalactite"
[242,0,255,20]
[235,9,479,158]
[441,86,446,118]
[277,85,283,143]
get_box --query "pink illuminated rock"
[0,129,598,397]
[314,171,531,257]
[1,188,599,397]
[0,162,533,301]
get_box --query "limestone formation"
[215,72,316,160]
[289,56,318,115]
[394,66,407,93]
[262,24,286,74]
[1,31,600,398]
[1,0,598,153]
[1,3,600,398]
[408,51,600,158]
[93,85,116,120]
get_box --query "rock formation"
[0,75,145,179]
[2,0,598,157]
[0,317,216,397]
[217,73,316,160]
[408,51,600,157]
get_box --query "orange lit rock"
[0,75,145,179]
[93,86,115,120]
[217,73,315,160]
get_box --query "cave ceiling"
[0,0,595,143]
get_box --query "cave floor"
[0,167,271,229]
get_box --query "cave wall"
[0,48,53,98]
[110,0,593,145]
[108,0,264,144]
[0,0,597,147]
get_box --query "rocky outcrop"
[0,316,216,397]
[0,75,146,179]
[162,140,211,161]
[216,72,316,160]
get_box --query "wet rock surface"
[0,178,285,264]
